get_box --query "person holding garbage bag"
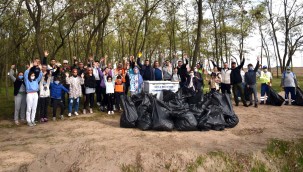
[230,58,248,107]
[244,57,260,108]
[259,65,272,104]
[281,66,298,105]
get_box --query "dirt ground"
[0,94,303,172]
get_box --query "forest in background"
[0,0,302,79]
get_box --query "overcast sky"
[181,0,303,67]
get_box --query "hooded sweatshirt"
[24,68,43,93]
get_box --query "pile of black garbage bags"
[260,86,303,106]
[120,87,239,131]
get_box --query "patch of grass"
[186,156,205,172]
[121,153,144,172]
[265,138,303,172]
[251,160,268,172]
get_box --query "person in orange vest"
[115,71,125,112]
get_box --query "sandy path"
[0,103,302,171]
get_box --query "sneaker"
[44,118,48,122]
[28,122,34,127]
[97,102,101,106]
[291,101,296,105]
[113,105,116,111]
[284,101,289,105]
[60,115,64,120]
[111,111,114,114]
[83,109,87,114]
[244,104,249,107]
[74,112,79,116]
[53,117,56,121]
[260,101,264,105]
[40,118,45,123]
[15,121,20,125]
[89,108,93,114]
[32,121,37,126]
[248,103,253,106]
[108,111,111,115]
[254,104,258,108]
[68,113,72,117]
[100,106,105,112]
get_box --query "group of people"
[9,51,299,127]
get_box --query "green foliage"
[266,138,303,172]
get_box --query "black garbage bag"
[189,103,204,121]
[295,87,303,106]
[172,112,197,131]
[186,91,203,104]
[136,95,153,130]
[221,93,239,128]
[162,90,177,102]
[267,87,285,106]
[197,105,226,131]
[120,96,138,128]
[152,99,174,131]
[131,92,145,107]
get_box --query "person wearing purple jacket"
[98,67,113,112]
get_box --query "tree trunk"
[192,0,203,70]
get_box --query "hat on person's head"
[133,66,139,70]
[63,60,68,64]
[262,65,267,69]
[286,66,291,70]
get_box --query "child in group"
[39,70,51,122]
[66,69,84,117]
[105,75,115,115]
[84,67,96,114]
[24,63,43,127]
[206,72,221,93]
[50,76,69,121]
[115,74,124,112]
[9,65,26,125]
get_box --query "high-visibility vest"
[260,71,271,84]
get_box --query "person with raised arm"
[24,62,43,126]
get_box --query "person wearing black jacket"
[137,57,154,81]
[244,57,260,108]
[185,70,204,93]
[9,65,26,125]
[83,67,96,114]
[177,58,188,88]
[231,58,248,107]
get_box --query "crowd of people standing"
[9,51,300,127]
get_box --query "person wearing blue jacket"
[24,63,43,127]
[50,76,69,121]
[244,57,260,108]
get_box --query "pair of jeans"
[260,83,270,102]
[232,83,246,105]
[26,92,39,123]
[95,80,101,104]
[247,84,258,104]
[101,87,107,107]
[221,83,231,94]
[84,93,94,109]
[284,87,296,103]
[107,93,115,111]
[115,92,124,110]
[68,97,80,113]
[39,97,49,119]
[53,99,64,117]
[14,93,26,121]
